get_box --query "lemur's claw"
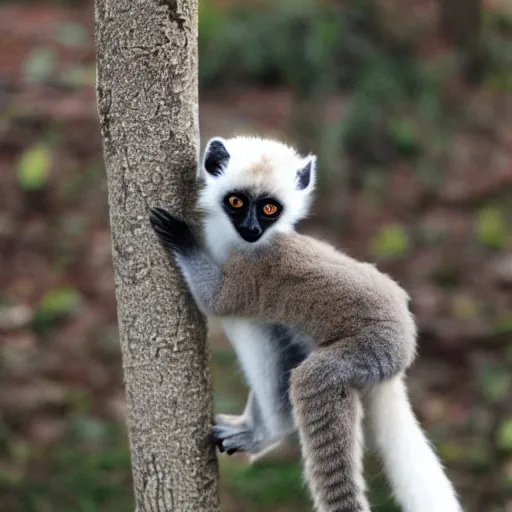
[149,207,198,255]
[212,422,260,455]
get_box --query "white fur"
[198,136,316,264]
[222,318,294,437]
[365,376,463,512]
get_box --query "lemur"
[149,136,463,512]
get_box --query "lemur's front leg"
[149,207,224,316]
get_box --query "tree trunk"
[94,2,220,511]
[439,0,483,82]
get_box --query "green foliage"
[370,224,409,259]
[67,415,107,444]
[467,440,493,472]
[362,169,388,203]
[482,8,512,91]
[388,117,421,156]
[477,362,512,403]
[23,48,56,84]
[198,0,435,168]
[451,294,481,320]
[199,0,342,93]
[59,65,95,89]
[220,457,310,509]
[340,56,422,163]
[32,287,81,335]
[495,316,512,335]
[475,207,509,250]
[415,157,445,192]
[14,421,132,512]
[17,144,52,191]
[497,419,512,451]
[198,0,397,95]
[54,21,89,48]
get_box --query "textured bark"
[94,2,220,511]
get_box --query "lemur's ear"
[203,137,230,177]
[296,155,316,190]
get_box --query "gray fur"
[167,229,416,512]
[174,252,223,315]
[271,325,315,414]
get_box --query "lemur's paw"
[215,413,247,427]
[212,415,259,455]
[149,207,198,255]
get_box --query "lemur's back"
[218,231,416,365]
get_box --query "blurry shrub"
[200,0,337,93]
[23,48,56,84]
[17,144,52,191]
[220,458,309,509]
[53,21,89,48]
[482,8,512,92]
[388,116,421,157]
[477,362,512,403]
[340,55,422,163]
[199,0,399,95]
[475,206,509,250]
[495,316,512,336]
[17,421,132,512]
[32,287,81,335]
[497,419,512,451]
[369,223,409,260]
[59,65,95,89]
[199,0,456,174]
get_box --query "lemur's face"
[222,189,284,243]
[198,136,316,248]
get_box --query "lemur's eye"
[228,196,244,208]
[263,204,278,216]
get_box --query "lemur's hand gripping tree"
[94,2,220,511]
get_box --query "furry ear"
[203,137,230,177]
[296,155,316,190]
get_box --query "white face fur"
[197,136,317,264]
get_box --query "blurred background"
[1,0,511,510]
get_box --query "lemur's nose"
[237,224,263,243]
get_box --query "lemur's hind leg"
[290,330,408,512]
[213,392,287,458]
[214,322,313,459]
[290,352,370,512]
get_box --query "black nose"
[237,225,263,243]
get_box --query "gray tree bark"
[94,2,220,511]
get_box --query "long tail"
[365,376,463,512]
[291,359,371,512]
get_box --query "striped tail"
[291,361,370,512]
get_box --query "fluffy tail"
[365,376,463,512]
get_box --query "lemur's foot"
[212,414,260,455]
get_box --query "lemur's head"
[198,136,316,249]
